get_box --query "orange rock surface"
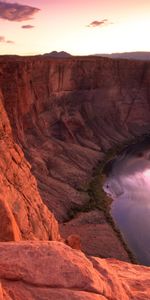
[66,234,81,250]
[0,90,60,242]
[1,242,150,300]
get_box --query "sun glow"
[0,0,150,55]
[143,169,150,178]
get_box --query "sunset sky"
[0,0,150,56]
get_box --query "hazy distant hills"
[1,51,150,61]
[43,51,72,58]
[94,52,150,61]
[43,51,150,60]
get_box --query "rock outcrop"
[1,241,150,300]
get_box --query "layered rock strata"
[0,90,60,242]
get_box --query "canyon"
[0,55,150,299]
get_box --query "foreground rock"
[0,241,150,300]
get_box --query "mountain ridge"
[93,51,150,60]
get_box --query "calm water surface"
[103,143,150,266]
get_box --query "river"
[103,141,150,265]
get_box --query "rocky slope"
[60,210,130,261]
[0,56,150,299]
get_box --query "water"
[103,142,150,266]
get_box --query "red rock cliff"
[0,56,150,299]
[0,56,150,257]
[0,57,150,222]
[0,89,60,242]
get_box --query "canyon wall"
[0,57,150,222]
[0,56,150,258]
[0,56,150,299]
[0,88,60,242]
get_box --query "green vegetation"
[85,145,137,263]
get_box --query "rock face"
[1,241,150,300]
[0,90,60,242]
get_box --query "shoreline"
[87,149,137,264]
[66,133,150,264]
[88,133,150,265]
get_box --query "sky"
[0,0,150,56]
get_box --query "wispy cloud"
[0,36,5,42]
[0,36,14,44]
[0,1,40,22]
[6,40,14,44]
[21,25,34,29]
[87,19,109,27]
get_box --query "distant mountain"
[94,52,150,61]
[45,51,150,60]
[43,51,71,58]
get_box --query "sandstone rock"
[60,210,130,261]
[0,90,60,241]
[0,242,150,300]
[0,199,21,241]
[66,234,81,250]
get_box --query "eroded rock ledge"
[1,241,150,300]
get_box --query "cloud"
[0,1,40,22]
[21,24,34,29]
[0,36,5,42]
[87,19,109,27]
[6,40,14,44]
[0,36,14,44]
